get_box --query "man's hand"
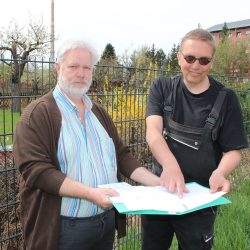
[87,187,119,208]
[209,169,231,193]
[59,177,120,208]
[160,165,188,198]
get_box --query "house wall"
[212,27,250,42]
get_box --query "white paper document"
[99,182,227,214]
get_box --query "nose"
[76,67,88,78]
[191,59,202,68]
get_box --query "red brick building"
[207,19,250,42]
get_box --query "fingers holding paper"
[209,169,231,193]
[88,187,120,208]
[160,166,189,199]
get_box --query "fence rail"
[0,58,249,249]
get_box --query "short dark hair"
[180,29,216,56]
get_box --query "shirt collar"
[53,84,93,111]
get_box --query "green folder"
[112,196,231,215]
[107,182,232,215]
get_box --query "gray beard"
[58,75,91,99]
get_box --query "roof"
[206,19,250,32]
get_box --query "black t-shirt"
[146,75,249,152]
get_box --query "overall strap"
[205,90,227,130]
[162,77,179,138]
[163,76,178,119]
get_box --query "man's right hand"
[145,116,188,198]
[160,165,188,198]
[59,178,119,208]
[88,187,119,208]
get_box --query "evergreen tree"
[145,44,166,67]
[155,49,166,67]
[145,44,156,63]
[166,44,180,72]
[100,43,117,62]
[221,22,230,43]
[95,43,120,90]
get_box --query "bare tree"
[0,18,52,112]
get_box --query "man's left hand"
[209,169,231,193]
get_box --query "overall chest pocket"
[164,119,205,150]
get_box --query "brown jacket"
[13,91,141,250]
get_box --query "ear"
[55,63,60,74]
[210,57,214,69]
[177,51,182,66]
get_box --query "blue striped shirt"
[53,85,118,217]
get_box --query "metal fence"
[0,57,250,250]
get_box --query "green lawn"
[213,178,250,250]
[0,109,20,147]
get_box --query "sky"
[1,0,250,59]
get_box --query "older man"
[14,40,159,250]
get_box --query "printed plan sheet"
[99,182,229,214]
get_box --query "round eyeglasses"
[181,52,212,66]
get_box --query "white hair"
[56,40,98,66]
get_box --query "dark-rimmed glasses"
[181,52,212,66]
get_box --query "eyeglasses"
[181,52,212,66]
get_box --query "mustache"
[70,80,90,85]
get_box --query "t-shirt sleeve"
[218,89,249,152]
[146,77,168,117]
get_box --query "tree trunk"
[11,82,21,113]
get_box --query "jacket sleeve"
[92,103,142,178]
[13,101,66,195]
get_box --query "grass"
[0,109,20,147]
[0,109,20,133]
[213,178,250,250]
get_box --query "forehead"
[182,39,213,56]
[63,48,92,64]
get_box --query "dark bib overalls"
[162,88,226,187]
[142,80,227,250]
